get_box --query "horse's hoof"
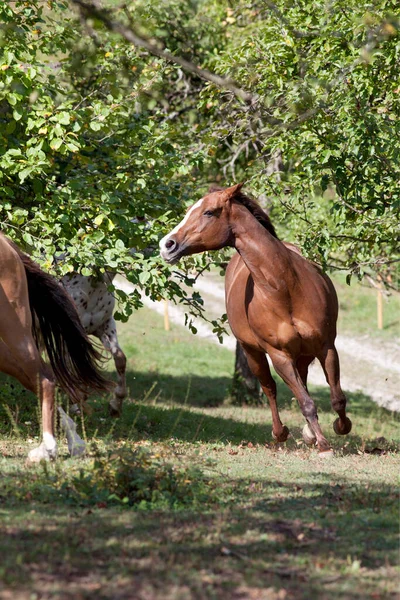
[27,442,57,464]
[272,425,290,442]
[108,401,122,418]
[333,417,352,435]
[302,424,317,445]
[318,449,335,459]
[69,440,86,458]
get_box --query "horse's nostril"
[165,239,176,251]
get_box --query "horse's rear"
[0,235,111,462]
[61,272,127,416]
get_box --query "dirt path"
[115,276,400,412]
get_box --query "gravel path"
[115,276,400,412]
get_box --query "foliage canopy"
[0,0,398,324]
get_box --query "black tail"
[12,243,113,400]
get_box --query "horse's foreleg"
[319,345,352,436]
[100,318,127,417]
[241,345,289,442]
[58,407,86,457]
[269,350,332,454]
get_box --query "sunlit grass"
[0,304,398,599]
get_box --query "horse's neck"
[230,203,291,291]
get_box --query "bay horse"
[159,184,352,455]
[0,234,112,462]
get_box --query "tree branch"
[69,0,256,105]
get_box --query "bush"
[68,445,214,509]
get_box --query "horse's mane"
[208,185,279,239]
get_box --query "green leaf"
[13,107,22,121]
[139,271,151,285]
[94,214,105,226]
[18,167,33,183]
[50,138,63,150]
[66,142,79,152]
[58,112,70,125]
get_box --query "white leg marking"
[27,439,58,463]
[43,432,57,451]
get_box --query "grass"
[334,273,400,340]
[0,305,399,600]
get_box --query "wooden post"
[164,299,170,331]
[377,276,383,330]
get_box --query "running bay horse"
[159,184,352,455]
[0,234,112,462]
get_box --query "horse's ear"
[221,182,244,201]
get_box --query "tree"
[1,0,398,339]
[0,0,219,329]
[70,0,399,288]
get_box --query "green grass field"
[0,299,399,600]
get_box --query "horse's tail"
[11,243,113,400]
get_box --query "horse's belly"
[247,309,302,353]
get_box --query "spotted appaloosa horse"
[160,184,352,456]
[61,272,127,417]
[0,234,111,462]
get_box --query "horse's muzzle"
[159,237,183,264]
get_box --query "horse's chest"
[61,274,115,334]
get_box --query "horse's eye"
[203,210,214,217]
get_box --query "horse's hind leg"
[242,345,289,442]
[297,355,313,391]
[297,356,318,445]
[319,345,352,435]
[269,350,331,453]
[0,339,57,462]
[100,317,127,417]
[0,248,56,461]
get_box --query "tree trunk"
[231,342,262,404]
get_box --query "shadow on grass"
[0,470,397,600]
[1,370,398,450]
[124,367,398,417]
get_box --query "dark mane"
[234,192,278,239]
[208,185,278,239]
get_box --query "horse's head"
[159,183,243,264]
